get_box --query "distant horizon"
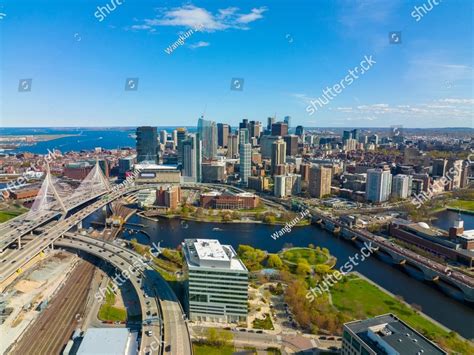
[1,126,473,130]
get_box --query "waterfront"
[117,210,474,339]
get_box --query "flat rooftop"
[183,238,247,272]
[134,163,178,170]
[77,328,137,355]
[345,314,447,355]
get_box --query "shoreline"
[352,271,470,342]
[137,210,311,227]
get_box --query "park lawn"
[97,288,127,322]
[282,247,329,266]
[0,209,27,223]
[193,344,234,355]
[331,277,474,354]
[447,199,474,212]
[252,314,274,330]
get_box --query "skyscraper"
[182,133,202,182]
[227,133,239,158]
[136,126,158,163]
[271,137,286,175]
[267,116,275,131]
[217,123,230,147]
[283,135,298,156]
[366,168,392,203]
[295,125,305,138]
[271,122,288,136]
[177,127,187,166]
[392,174,410,199]
[197,116,217,160]
[284,115,291,129]
[239,128,249,145]
[159,130,168,144]
[240,142,251,185]
[432,158,447,177]
[309,165,332,198]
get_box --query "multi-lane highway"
[58,232,192,355]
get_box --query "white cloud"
[133,5,267,33]
[235,7,267,24]
[188,41,211,49]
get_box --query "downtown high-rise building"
[283,135,298,156]
[197,117,217,160]
[239,128,249,145]
[309,165,332,198]
[271,122,288,136]
[366,168,392,203]
[159,130,168,144]
[284,115,291,129]
[267,116,275,131]
[217,123,230,147]
[250,121,262,139]
[136,126,158,163]
[177,127,187,166]
[392,174,411,199]
[271,137,286,174]
[239,142,251,185]
[182,133,202,182]
[295,125,304,138]
[227,133,239,158]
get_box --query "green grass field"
[97,288,127,322]
[331,276,474,354]
[0,209,27,223]
[252,314,274,330]
[447,199,474,212]
[193,344,234,355]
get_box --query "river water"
[116,210,474,339]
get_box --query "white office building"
[182,239,248,323]
[366,169,392,203]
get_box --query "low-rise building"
[342,314,447,355]
[200,191,259,210]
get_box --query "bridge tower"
[26,163,67,220]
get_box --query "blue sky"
[0,0,473,128]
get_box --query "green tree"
[296,261,311,275]
[267,254,283,269]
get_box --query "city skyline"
[1,0,473,128]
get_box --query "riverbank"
[118,210,474,339]
[137,210,311,227]
[333,273,473,353]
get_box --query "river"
[114,210,474,339]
